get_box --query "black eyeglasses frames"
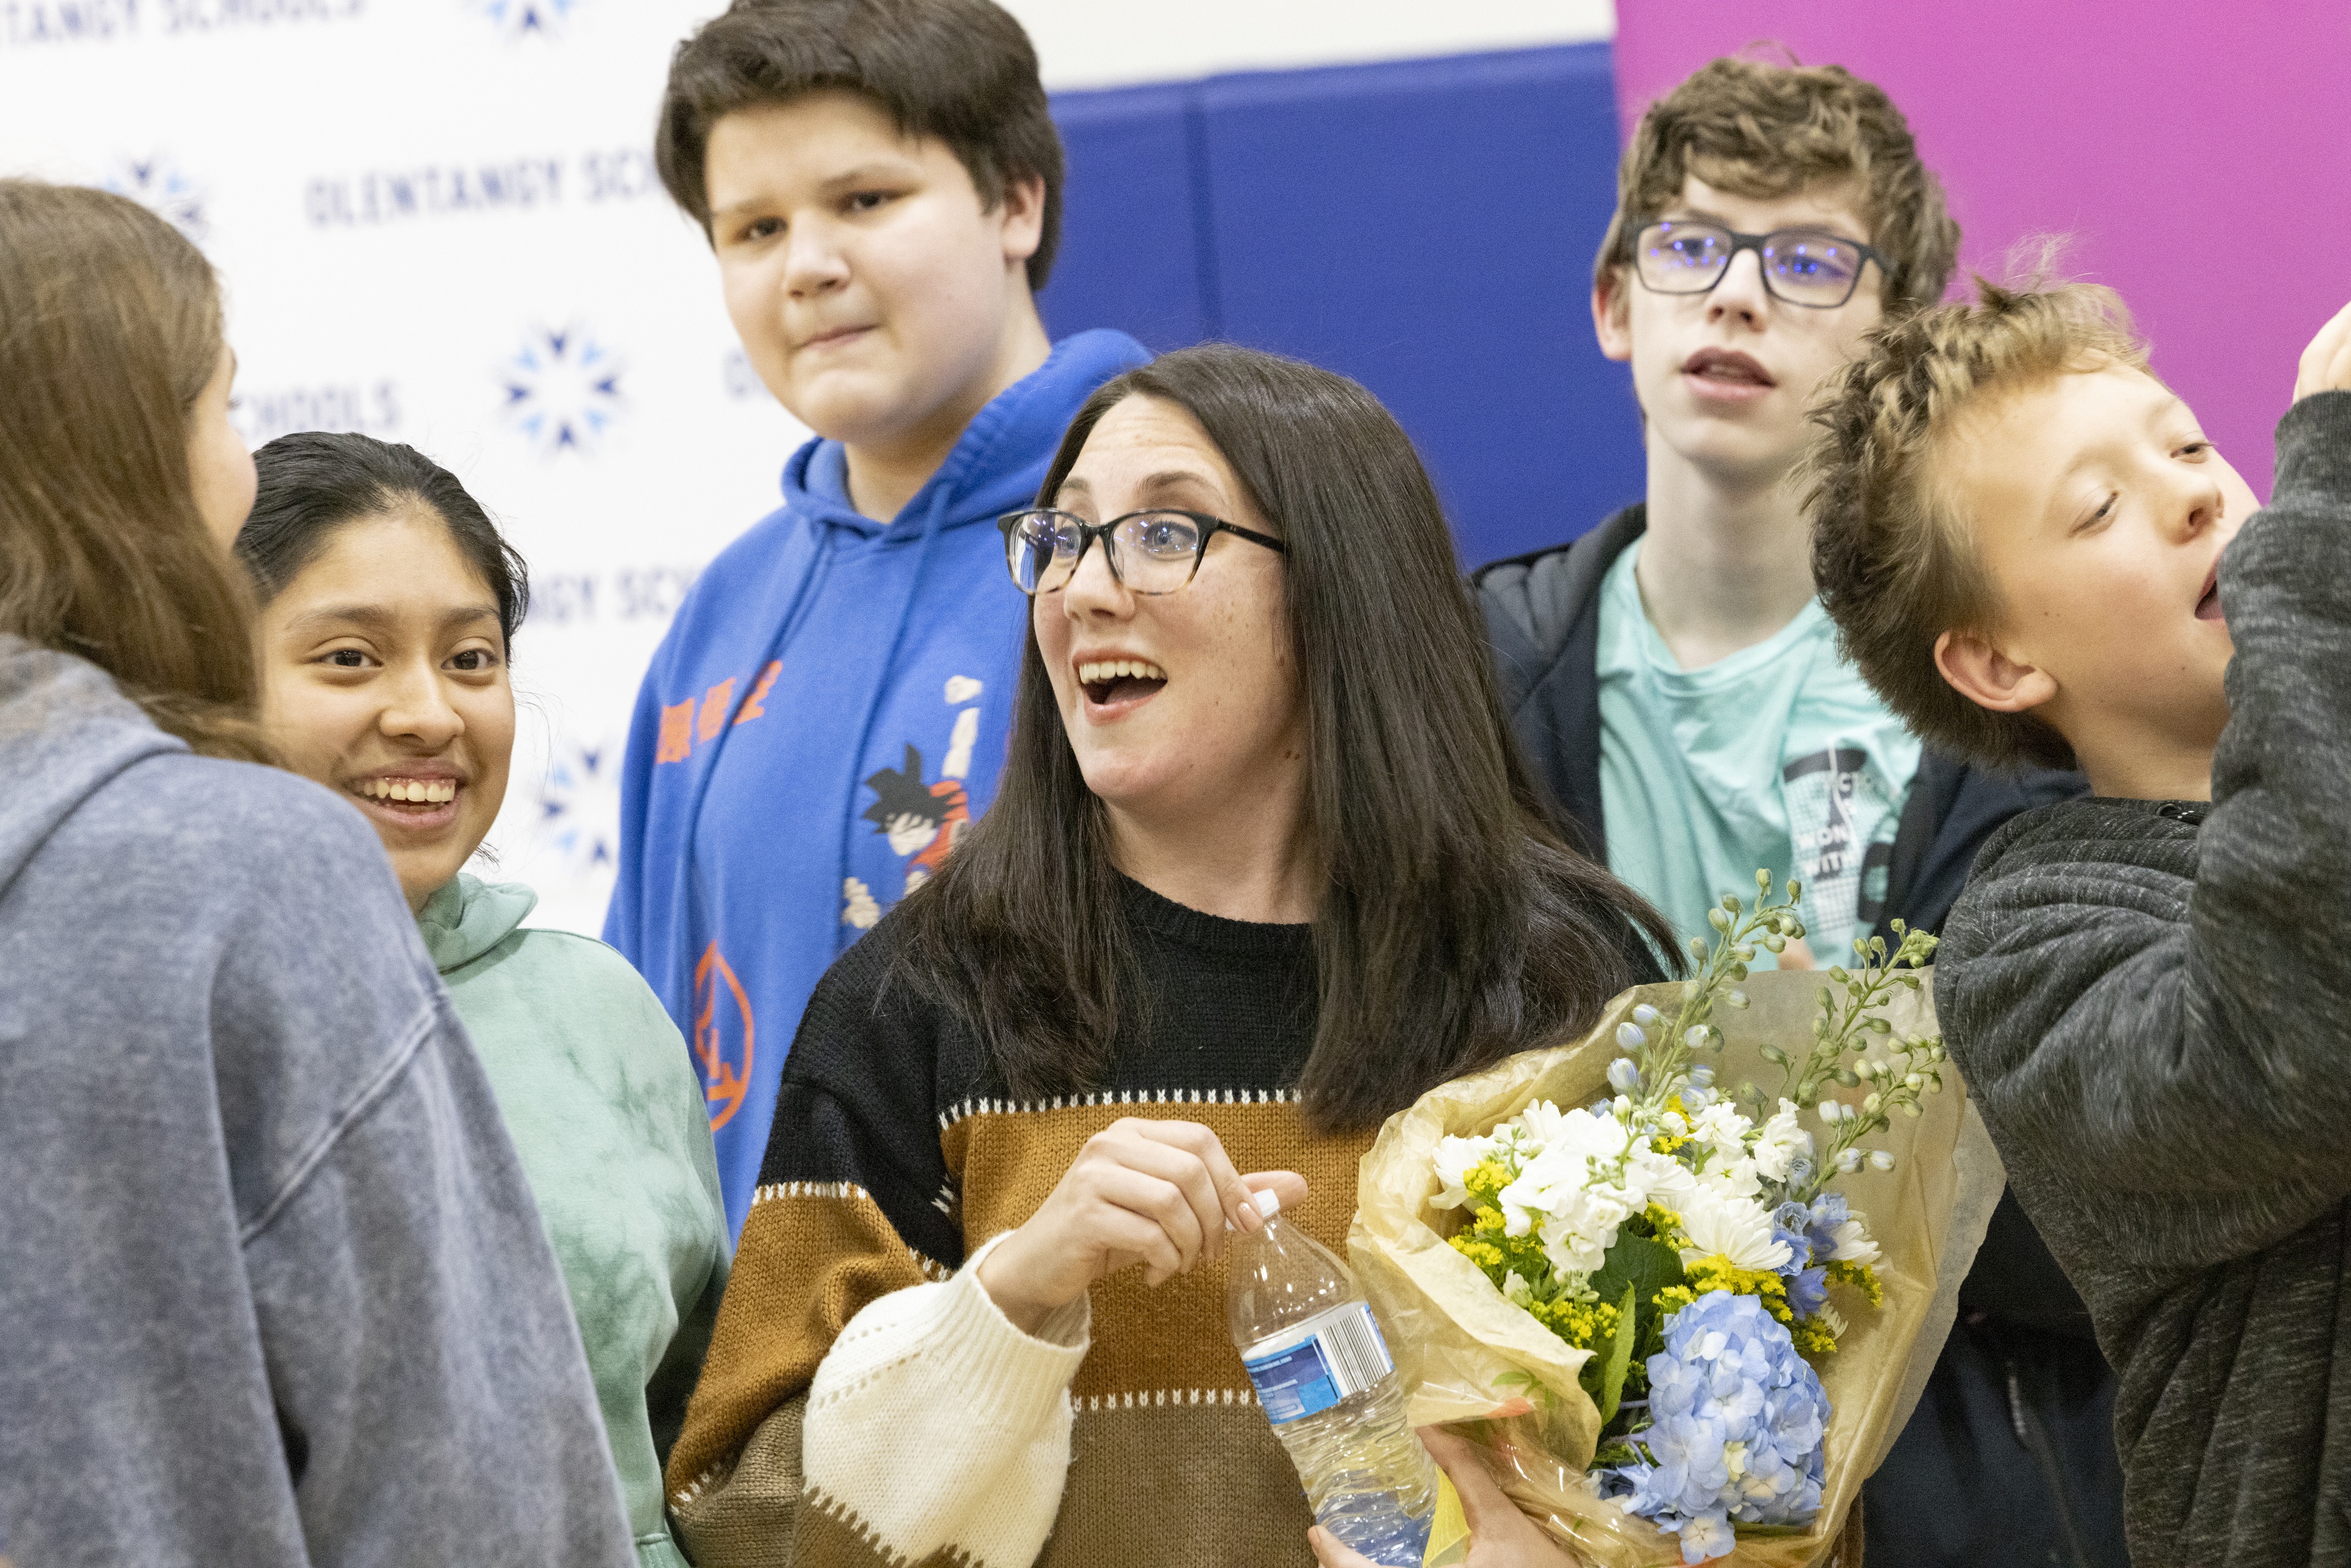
[998,508,1286,597]
[1631,218,1884,309]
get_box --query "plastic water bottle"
[1229,1188,1438,1565]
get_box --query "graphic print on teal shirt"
[1594,540,1920,965]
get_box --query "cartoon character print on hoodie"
[605,329,1150,1233]
[850,737,973,923]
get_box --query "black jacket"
[1474,503,2128,1566]
[1474,502,2086,945]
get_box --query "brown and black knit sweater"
[665,876,1377,1568]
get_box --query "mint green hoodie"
[419,875,728,1568]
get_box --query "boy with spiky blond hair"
[1807,285,2351,1566]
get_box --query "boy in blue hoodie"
[608,0,1149,1228]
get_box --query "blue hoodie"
[606,329,1149,1228]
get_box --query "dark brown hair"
[0,179,266,763]
[1596,56,1960,313]
[655,0,1064,290]
[1804,280,2150,771]
[892,345,1676,1132]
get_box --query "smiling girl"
[666,346,1675,1567]
[236,432,729,1568]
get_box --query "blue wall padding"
[1043,43,1646,568]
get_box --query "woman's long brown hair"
[0,180,267,761]
[894,345,1678,1132]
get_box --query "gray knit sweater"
[1936,390,2351,1568]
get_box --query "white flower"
[1672,1183,1793,1272]
[1515,1099,1578,1153]
[1686,1101,1757,1186]
[1431,1133,1495,1210]
[1827,1218,1882,1267]
[1503,1271,1536,1307]
[1749,1099,1811,1182]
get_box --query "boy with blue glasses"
[1476,56,2118,1566]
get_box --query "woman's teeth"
[1077,658,1168,684]
[357,778,456,804]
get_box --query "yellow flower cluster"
[1683,1254,1792,1321]
[1528,1294,1622,1351]
[1827,1259,1884,1307]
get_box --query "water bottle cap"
[1253,1188,1280,1218]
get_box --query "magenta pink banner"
[1613,1,2351,497]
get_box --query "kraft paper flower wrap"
[1348,957,2002,1567]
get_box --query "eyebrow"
[710,162,917,223]
[285,603,500,636]
[1660,205,1867,241]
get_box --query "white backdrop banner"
[0,1,807,935]
[1,0,1613,936]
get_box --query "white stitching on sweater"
[750,1178,869,1204]
[937,1087,1302,1131]
[1073,1387,1258,1413]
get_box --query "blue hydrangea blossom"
[1601,1291,1829,1563]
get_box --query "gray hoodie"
[1935,390,2351,1567]
[0,638,633,1567]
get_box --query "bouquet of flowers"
[1349,875,2002,1567]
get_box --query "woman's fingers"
[1084,1163,1207,1276]
[1106,1128,1236,1263]
[1307,1526,1379,1567]
[1415,1425,1574,1563]
[1127,1119,1256,1243]
[2294,299,2351,401]
[1242,1169,1311,1219]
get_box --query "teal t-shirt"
[1596,541,1921,968]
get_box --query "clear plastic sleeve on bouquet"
[1348,970,2004,1567]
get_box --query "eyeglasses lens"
[1114,513,1202,594]
[1763,235,1862,307]
[1639,222,1730,293]
[1008,514,1073,594]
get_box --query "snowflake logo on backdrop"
[535,733,621,877]
[467,0,581,36]
[105,156,208,245]
[499,325,624,457]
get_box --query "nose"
[1707,245,1771,327]
[379,657,464,750]
[783,213,850,299]
[2170,466,2228,542]
[1057,530,1134,621]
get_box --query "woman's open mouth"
[1077,657,1168,713]
[347,775,462,829]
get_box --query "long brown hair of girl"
[895,344,1678,1132]
[0,179,267,762]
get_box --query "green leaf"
[1596,1282,1637,1424]
[1589,1231,1686,1322]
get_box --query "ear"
[1592,271,1633,364]
[997,172,1046,267]
[1934,628,2059,715]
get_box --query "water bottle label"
[1240,1301,1396,1424]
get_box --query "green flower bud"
[1708,908,1730,932]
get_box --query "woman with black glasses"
[664,345,1670,1568]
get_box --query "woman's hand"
[2294,298,2351,402]
[1308,1427,1574,1568]
[975,1117,1307,1335]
